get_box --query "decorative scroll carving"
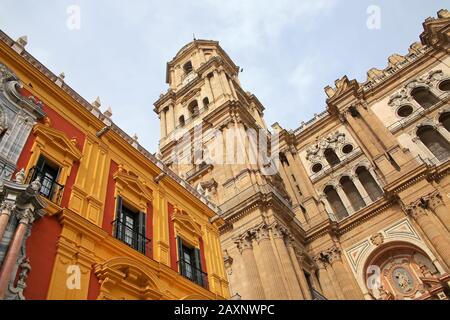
[388,70,445,107]
[305,131,346,162]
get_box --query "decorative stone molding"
[388,69,446,108]
[313,254,328,269]
[325,245,342,264]
[427,192,445,211]
[306,131,346,163]
[234,231,254,254]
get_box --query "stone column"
[0,202,14,242]
[285,150,315,198]
[313,255,338,300]
[326,246,364,300]
[160,107,167,138]
[235,232,265,300]
[357,105,398,151]
[350,174,371,205]
[428,193,450,234]
[335,185,354,215]
[287,242,312,300]
[271,224,304,299]
[166,104,175,134]
[0,209,33,299]
[406,203,450,269]
[343,111,382,159]
[252,224,289,299]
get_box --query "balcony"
[112,219,152,257]
[25,166,64,205]
[178,258,209,289]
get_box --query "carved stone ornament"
[388,70,445,107]
[306,131,346,162]
[370,233,385,246]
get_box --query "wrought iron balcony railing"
[178,258,209,289]
[112,219,151,257]
[25,166,64,205]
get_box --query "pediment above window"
[113,166,153,204]
[32,122,82,161]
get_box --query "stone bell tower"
[154,40,319,300]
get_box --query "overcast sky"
[0,1,448,152]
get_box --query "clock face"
[182,72,197,86]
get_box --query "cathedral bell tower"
[154,40,314,300]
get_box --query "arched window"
[417,125,450,162]
[340,176,365,211]
[183,61,193,75]
[439,112,450,133]
[439,80,450,92]
[179,115,185,127]
[324,148,340,167]
[411,87,439,109]
[188,100,199,118]
[203,97,210,109]
[324,185,348,221]
[355,167,383,201]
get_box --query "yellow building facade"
[0,29,228,300]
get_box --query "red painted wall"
[87,271,100,300]
[23,215,61,300]
[16,88,86,299]
[168,203,177,271]
[102,160,118,234]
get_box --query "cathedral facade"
[154,9,450,300]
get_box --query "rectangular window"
[177,237,208,289]
[26,155,64,203]
[113,196,149,255]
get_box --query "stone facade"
[155,9,450,300]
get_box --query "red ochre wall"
[18,88,86,299]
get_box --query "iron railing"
[178,258,209,289]
[112,219,151,257]
[25,166,64,204]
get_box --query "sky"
[0,1,448,152]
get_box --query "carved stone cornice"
[427,192,445,211]
[0,201,15,216]
[313,254,327,270]
[325,245,342,264]
[233,230,254,254]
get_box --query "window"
[340,176,365,212]
[179,115,185,127]
[439,112,450,133]
[342,144,354,154]
[203,97,210,109]
[397,105,414,118]
[417,125,450,162]
[311,163,323,173]
[177,237,208,288]
[324,185,348,221]
[356,167,383,201]
[439,80,450,92]
[188,100,199,118]
[27,155,64,203]
[324,148,340,167]
[183,61,193,75]
[411,87,439,109]
[113,197,149,255]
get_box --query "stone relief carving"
[388,69,446,107]
[305,131,346,163]
[370,233,384,246]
